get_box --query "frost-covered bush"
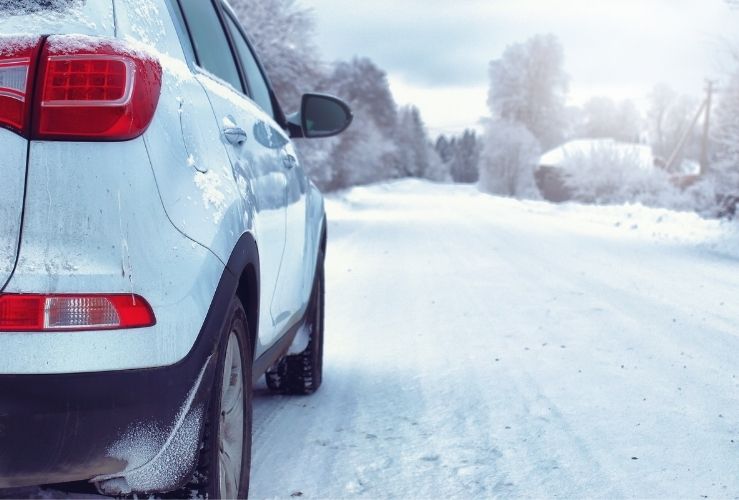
[560,143,686,208]
[478,120,540,197]
[327,110,397,189]
[682,166,739,217]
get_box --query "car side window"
[177,0,243,92]
[167,0,196,63]
[223,12,275,118]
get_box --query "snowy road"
[250,181,739,499]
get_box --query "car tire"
[196,298,252,499]
[266,253,324,395]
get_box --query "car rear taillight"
[0,37,41,136]
[0,294,156,332]
[35,36,162,140]
[0,35,162,141]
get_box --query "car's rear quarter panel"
[0,138,224,374]
[0,0,229,374]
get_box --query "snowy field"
[251,180,739,499]
[11,180,739,499]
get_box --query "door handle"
[282,151,298,170]
[223,126,248,146]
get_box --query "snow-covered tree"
[487,34,568,150]
[327,112,396,189]
[579,97,642,142]
[329,58,398,137]
[435,135,455,164]
[699,70,739,216]
[231,0,324,113]
[423,151,450,183]
[436,131,480,183]
[647,84,700,163]
[714,72,739,167]
[319,57,402,189]
[479,120,540,197]
[395,106,429,178]
[393,106,448,181]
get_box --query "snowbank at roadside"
[327,179,738,260]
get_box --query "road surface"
[251,180,739,499]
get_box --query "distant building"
[535,139,700,202]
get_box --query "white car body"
[0,0,348,494]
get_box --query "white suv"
[0,0,351,497]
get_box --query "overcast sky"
[301,0,738,135]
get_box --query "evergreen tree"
[450,130,481,183]
[435,135,455,164]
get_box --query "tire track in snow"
[250,182,739,499]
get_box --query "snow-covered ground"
[251,180,739,499]
[11,180,739,499]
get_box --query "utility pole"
[665,99,706,173]
[699,80,715,176]
[665,80,715,175]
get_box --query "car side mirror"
[287,93,353,139]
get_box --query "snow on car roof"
[0,0,82,15]
[0,0,113,37]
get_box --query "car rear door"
[175,0,290,349]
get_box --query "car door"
[279,142,311,316]
[219,7,311,336]
[175,0,290,350]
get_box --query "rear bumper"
[0,270,236,493]
[0,358,213,491]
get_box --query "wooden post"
[665,99,706,173]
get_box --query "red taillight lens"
[0,35,161,141]
[0,294,156,332]
[43,56,131,103]
[0,295,43,330]
[0,37,41,136]
[34,36,162,141]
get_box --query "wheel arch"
[226,232,261,362]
